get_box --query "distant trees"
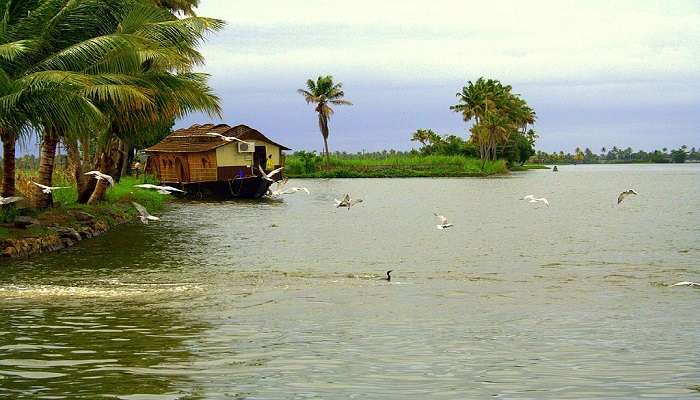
[297,75,352,165]
[536,145,693,164]
[450,78,536,167]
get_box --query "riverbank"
[0,176,167,258]
[284,154,510,178]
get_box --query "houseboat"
[145,123,290,199]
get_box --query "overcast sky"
[143,1,698,153]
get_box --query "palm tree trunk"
[34,130,59,209]
[1,131,17,197]
[65,137,96,204]
[87,151,112,204]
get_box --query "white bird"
[84,171,114,187]
[135,184,186,195]
[132,202,159,224]
[521,194,535,201]
[528,197,550,206]
[434,213,453,229]
[617,189,638,204]
[31,182,69,194]
[0,196,23,205]
[205,132,247,143]
[334,193,363,209]
[670,281,700,288]
[258,165,284,182]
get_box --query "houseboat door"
[254,146,267,171]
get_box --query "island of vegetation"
[287,77,540,178]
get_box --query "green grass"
[1,174,169,241]
[285,154,508,178]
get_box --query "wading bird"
[670,281,700,288]
[31,182,69,194]
[135,184,186,195]
[335,193,363,209]
[84,171,115,187]
[258,165,284,182]
[434,213,453,229]
[0,196,23,205]
[132,202,160,224]
[617,189,638,204]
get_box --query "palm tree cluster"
[0,0,222,208]
[450,78,536,165]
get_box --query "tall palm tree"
[297,75,352,165]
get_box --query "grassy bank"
[0,174,168,241]
[285,154,509,178]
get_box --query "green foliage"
[285,153,507,178]
[670,148,687,163]
[534,145,690,164]
[0,205,20,223]
[285,150,322,175]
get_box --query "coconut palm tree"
[410,129,435,146]
[297,75,352,165]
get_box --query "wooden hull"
[170,177,272,199]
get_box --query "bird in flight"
[434,213,453,229]
[258,165,284,182]
[522,195,549,206]
[0,196,23,205]
[205,132,247,143]
[670,281,700,288]
[132,202,160,224]
[84,171,115,187]
[617,189,638,204]
[335,193,363,209]
[135,184,186,195]
[32,182,69,194]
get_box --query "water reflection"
[0,302,210,399]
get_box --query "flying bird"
[135,184,186,195]
[258,165,284,182]
[84,171,114,187]
[670,281,700,288]
[521,194,535,201]
[132,202,160,224]
[0,196,23,205]
[335,193,363,209]
[32,182,69,194]
[528,197,550,206]
[434,213,453,229]
[617,189,638,204]
[205,132,247,143]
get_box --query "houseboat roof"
[145,123,291,153]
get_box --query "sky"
[172,0,700,154]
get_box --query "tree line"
[0,0,221,208]
[535,145,699,164]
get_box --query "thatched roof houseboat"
[145,123,290,198]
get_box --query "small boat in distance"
[553,165,559,172]
[144,123,290,199]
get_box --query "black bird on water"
[383,270,393,282]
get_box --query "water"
[1,164,699,399]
